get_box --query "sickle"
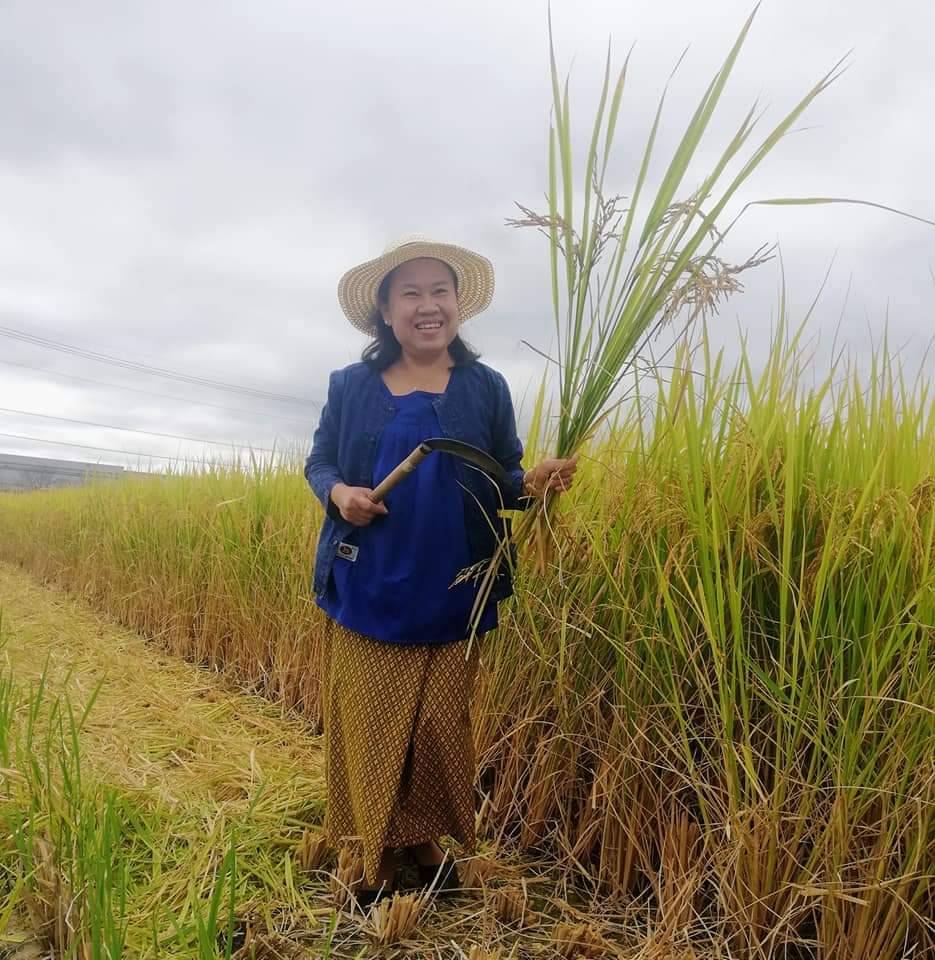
[368,437,509,503]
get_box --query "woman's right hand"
[329,483,389,527]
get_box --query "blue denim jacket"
[304,360,527,602]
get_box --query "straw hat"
[337,235,495,335]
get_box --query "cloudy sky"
[1,0,933,470]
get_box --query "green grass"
[0,583,338,959]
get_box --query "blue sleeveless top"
[318,387,498,646]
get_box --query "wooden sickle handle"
[368,443,431,503]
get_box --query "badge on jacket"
[336,542,359,562]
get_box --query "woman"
[305,236,576,904]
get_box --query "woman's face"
[380,258,460,360]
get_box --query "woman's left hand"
[523,455,579,497]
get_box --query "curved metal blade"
[420,437,509,486]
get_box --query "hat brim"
[337,240,495,335]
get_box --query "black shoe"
[417,860,460,895]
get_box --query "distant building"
[0,453,127,491]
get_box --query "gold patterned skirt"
[321,621,480,885]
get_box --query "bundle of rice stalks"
[656,806,702,933]
[329,848,364,908]
[231,928,304,960]
[225,911,305,960]
[367,891,428,946]
[19,835,83,959]
[295,828,329,873]
[552,921,611,959]
[634,936,701,960]
[459,855,500,893]
[467,946,502,960]
[489,886,532,927]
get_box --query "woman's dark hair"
[361,262,480,371]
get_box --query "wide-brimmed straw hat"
[337,235,495,335]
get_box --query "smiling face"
[379,258,460,361]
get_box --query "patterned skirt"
[321,621,480,884]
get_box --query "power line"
[0,324,320,407]
[0,357,315,427]
[0,405,281,453]
[0,432,287,467]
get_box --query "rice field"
[0,322,932,958]
[0,563,625,960]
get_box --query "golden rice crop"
[1,321,931,958]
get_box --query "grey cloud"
[1,0,932,468]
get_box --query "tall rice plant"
[474,320,934,957]
[470,4,930,608]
